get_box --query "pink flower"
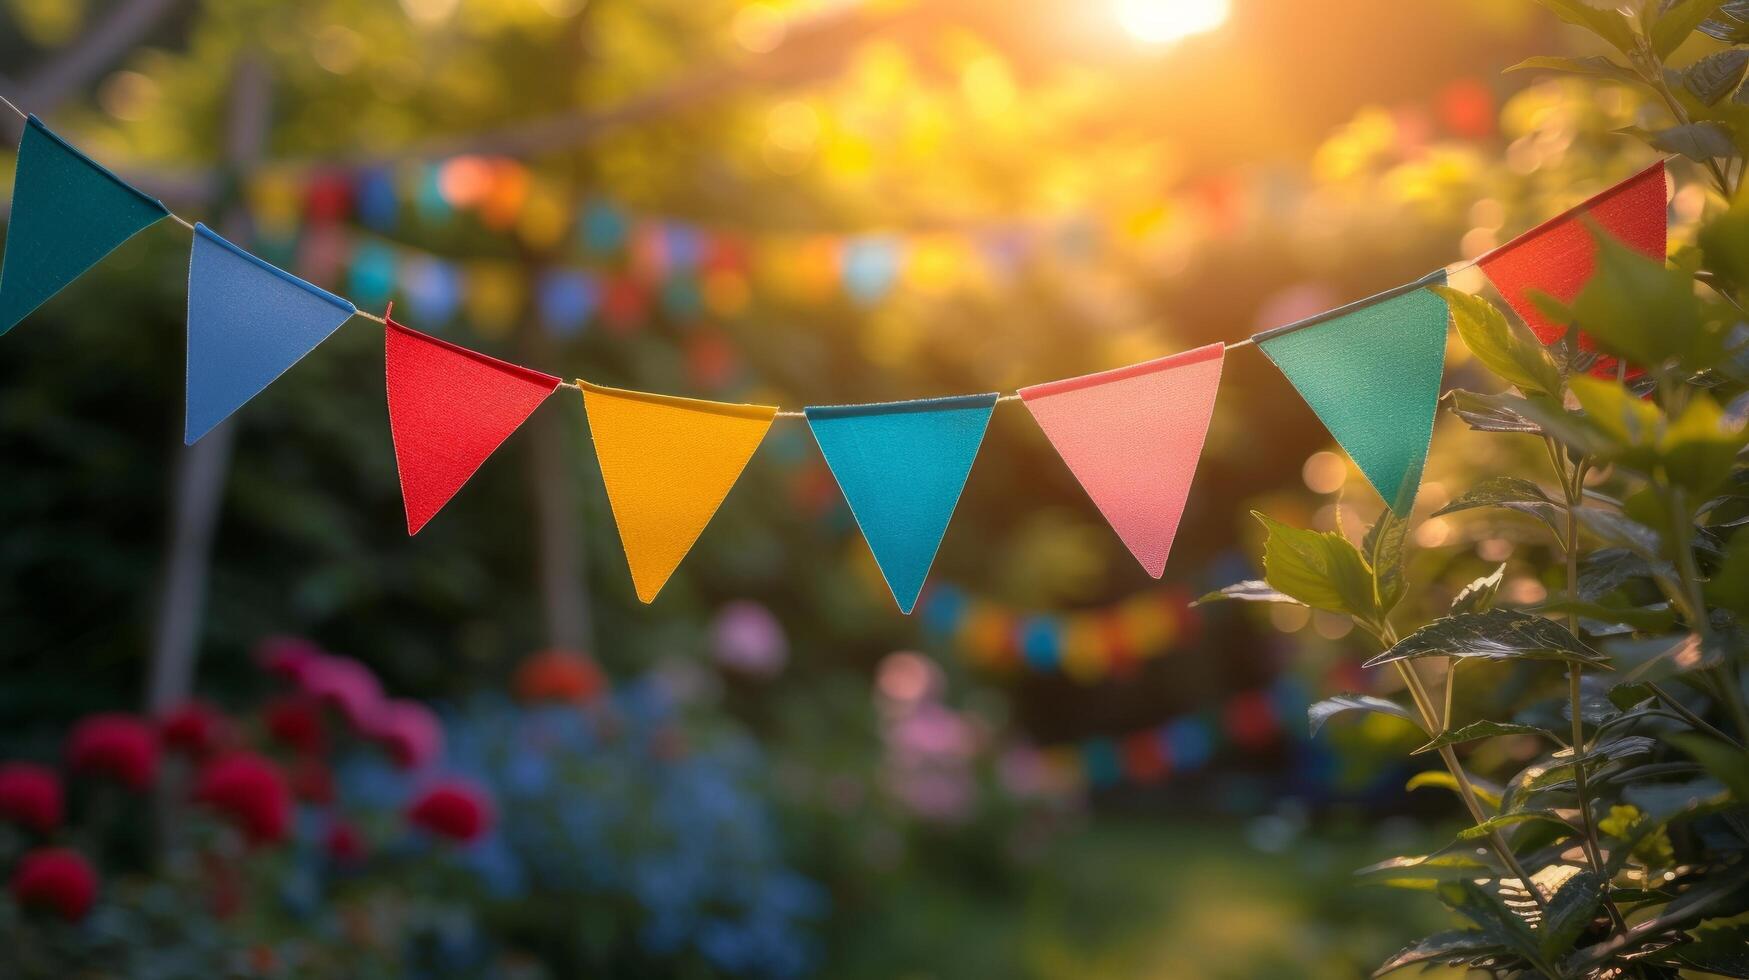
[298,656,384,731]
[255,636,326,685]
[364,700,443,771]
[10,848,97,921]
[193,753,292,846]
[159,701,230,758]
[0,763,63,835]
[407,781,494,843]
[67,714,159,791]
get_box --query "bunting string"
[0,97,1676,610]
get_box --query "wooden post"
[144,54,271,713]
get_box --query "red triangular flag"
[1478,161,1666,368]
[1019,343,1224,578]
[385,318,559,534]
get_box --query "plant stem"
[1380,633,1551,915]
[1646,681,1745,749]
[1668,487,1749,744]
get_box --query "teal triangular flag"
[0,115,169,335]
[806,393,998,613]
[185,223,356,443]
[1256,271,1449,514]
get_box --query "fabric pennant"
[806,394,997,613]
[580,381,776,603]
[1479,161,1666,366]
[185,223,357,443]
[1020,343,1224,578]
[386,319,560,534]
[0,115,169,335]
[1256,272,1449,515]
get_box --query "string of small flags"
[0,99,1670,612]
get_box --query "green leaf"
[1451,564,1507,615]
[1452,809,1572,842]
[1252,511,1377,619]
[1309,693,1424,736]
[1574,508,1664,561]
[1533,0,1641,55]
[1433,286,1564,396]
[1435,879,1546,968]
[1684,47,1749,104]
[1434,476,1564,537]
[1667,733,1749,802]
[1659,392,1749,499]
[1618,121,1738,160]
[1414,719,1559,755]
[1676,922,1749,976]
[1363,508,1408,616]
[1371,930,1502,977]
[1364,610,1612,670]
[1407,769,1504,810]
[1355,850,1498,883]
[1707,528,1749,616]
[1653,0,1725,57]
[1701,181,1749,290]
[1539,870,1604,958]
[1702,1,1749,43]
[1507,54,1648,87]
[1194,580,1307,607]
[1441,388,1546,434]
[1567,228,1705,369]
[1529,597,1679,633]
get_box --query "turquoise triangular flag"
[1255,271,1449,514]
[185,223,356,443]
[0,115,169,335]
[806,393,998,613]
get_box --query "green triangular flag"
[1255,271,1449,514]
[0,115,169,335]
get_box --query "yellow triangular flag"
[579,380,777,603]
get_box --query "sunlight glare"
[1114,0,1231,44]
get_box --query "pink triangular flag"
[1020,343,1224,577]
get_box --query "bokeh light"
[1113,0,1231,44]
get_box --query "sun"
[1113,0,1231,44]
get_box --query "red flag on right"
[1478,161,1667,371]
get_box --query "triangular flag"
[1256,273,1449,515]
[580,381,776,603]
[185,223,356,443]
[0,115,169,335]
[1020,343,1224,578]
[386,319,559,534]
[1479,161,1666,365]
[806,394,997,613]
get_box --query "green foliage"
[1215,7,1749,975]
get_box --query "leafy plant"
[1211,4,1749,975]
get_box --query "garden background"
[0,0,1716,976]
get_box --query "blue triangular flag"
[0,115,169,335]
[185,223,356,443]
[805,393,998,613]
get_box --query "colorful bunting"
[1479,162,1666,364]
[805,395,998,614]
[1256,272,1449,515]
[580,381,777,603]
[1020,343,1224,578]
[384,318,560,534]
[184,223,358,443]
[0,115,169,335]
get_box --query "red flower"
[0,763,63,835]
[159,701,230,758]
[256,635,326,685]
[363,700,443,771]
[67,714,159,791]
[10,848,97,922]
[512,649,606,704]
[298,656,384,731]
[407,781,494,843]
[324,820,366,865]
[286,756,335,805]
[264,696,326,756]
[193,753,292,846]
